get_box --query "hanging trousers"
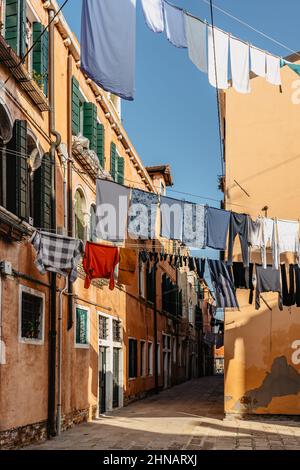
[227,213,250,268]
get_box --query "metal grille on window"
[21,292,43,340]
[99,315,108,340]
[113,319,121,342]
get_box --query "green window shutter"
[5,0,26,57]
[83,102,97,152]
[76,308,88,344]
[117,156,125,185]
[96,123,105,167]
[110,142,116,180]
[34,153,52,230]
[32,22,49,96]
[72,76,80,136]
[6,120,28,220]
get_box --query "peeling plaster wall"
[224,63,300,415]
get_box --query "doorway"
[98,346,107,414]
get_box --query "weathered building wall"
[223,59,300,415]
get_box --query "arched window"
[74,188,86,240]
[89,203,96,241]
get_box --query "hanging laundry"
[231,262,254,304]
[230,37,250,94]
[182,203,206,248]
[195,257,206,279]
[206,207,231,250]
[274,220,300,269]
[260,218,277,269]
[250,47,266,78]
[254,265,283,311]
[184,13,207,73]
[160,196,184,240]
[118,248,137,286]
[280,58,300,77]
[293,265,300,307]
[128,189,159,239]
[81,0,136,101]
[266,54,281,86]
[248,217,263,249]
[83,242,120,290]
[208,259,239,309]
[227,213,250,267]
[188,257,195,272]
[30,231,84,283]
[95,179,131,242]
[140,250,149,263]
[281,264,295,307]
[208,26,229,90]
[163,1,187,48]
[141,0,164,33]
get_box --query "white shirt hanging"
[230,37,251,94]
[250,47,266,78]
[141,0,164,33]
[266,54,281,86]
[208,26,229,89]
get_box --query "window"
[110,142,124,184]
[148,342,153,376]
[146,267,155,303]
[188,301,194,324]
[178,341,182,367]
[173,338,177,363]
[128,338,137,379]
[75,306,89,347]
[89,204,96,242]
[140,341,146,376]
[139,258,146,299]
[113,319,122,343]
[99,315,108,340]
[157,343,161,375]
[19,286,44,344]
[74,188,86,240]
[72,76,98,152]
[97,122,105,167]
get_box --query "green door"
[113,348,120,408]
[99,347,107,414]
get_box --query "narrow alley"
[27,377,300,451]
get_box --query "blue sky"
[59,0,300,208]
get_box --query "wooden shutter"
[96,122,105,167]
[72,76,80,136]
[117,156,125,185]
[32,22,49,95]
[34,153,52,230]
[110,142,116,181]
[5,0,26,57]
[83,102,97,152]
[6,120,28,220]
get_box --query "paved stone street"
[27,376,300,451]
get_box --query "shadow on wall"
[235,356,300,413]
[225,300,300,414]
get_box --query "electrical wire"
[209,0,225,178]
[0,0,70,93]
[200,0,300,60]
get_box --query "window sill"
[75,343,90,349]
[0,206,34,242]
[19,338,44,346]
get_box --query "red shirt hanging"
[83,242,120,290]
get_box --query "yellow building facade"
[222,54,300,415]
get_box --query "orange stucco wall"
[223,63,300,415]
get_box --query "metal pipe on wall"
[67,53,73,330]
[57,278,68,436]
[47,8,62,438]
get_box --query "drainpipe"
[48,8,62,438]
[153,262,159,394]
[67,53,73,330]
[57,278,68,436]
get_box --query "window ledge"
[0,206,34,242]
[72,136,100,180]
[0,34,49,112]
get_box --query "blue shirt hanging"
[81,0,136,101]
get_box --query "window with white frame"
[139,258,146,299]
[113,319,122,343]
[140,340,146,376]
[157,342,161,376]
[148,342,153,376]
[19,286,45,344]
[173,337,177,363]
[75,305,89,348]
